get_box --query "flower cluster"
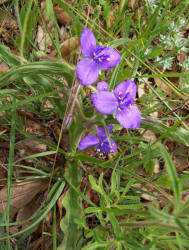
[78,125,117,155]
[76,29,141,154]
[76,28,120,86]
[91,80,141,129]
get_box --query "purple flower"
[78,125,117,155]
[91,80,141,129]
[76,29,120,86]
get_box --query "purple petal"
[96,138,117,153]
[98,47,120,70]
[91,91,118,114]
[80,29,96,57]
[97,81,109,91]
[76,59,99,86]
[114,80,137,101]
[116,105,141,129]
[96,125,113,139]
[78,135,99,150]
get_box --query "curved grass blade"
[158,143,181,213]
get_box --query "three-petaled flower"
[76,28,120,86]
[78,125,117,155]
[91,80,141,129]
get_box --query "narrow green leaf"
[150,206,173,221]
[108,213,120,237]
[175,218,189,238]
[20,0,33,60]
[58,160,84,250]
[82,241,112,250]
[158,143,181,213]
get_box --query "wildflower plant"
[1,1,189,249]
[76,28,141,154]
[76,28,141,155]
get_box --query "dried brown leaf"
[24,119,46,135]
[0,11,17,30]
[54,6,73,26]
[177,51,187,64]
[154,77,173,96]
[17,138,47,154]
[172,0,182,7]
[133,7,145,22]
[142,130,157,142]
[138,83,145,98]
[107,9,115,28]
[128,0,138,9]
[37,25,51,52]
[0,61,9,73]
[0,179,48,216]
[0,0,10,4]
[60,36,79,61]
[17,109,35,120]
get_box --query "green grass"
[0,0,189,249]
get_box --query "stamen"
[118,97,121,100]
[134,98,137,101]
[129,104,132,108]
[97,149,100,152]
[99,153,103,156]
[106,43,110,47]
[110,149,114,152]
[111,55,114,58]
[101,143,103,146]
[93,52,96,56]
[118,92,122,95]
[118,107,121,111]
[130,89,132,92]
[107,58,110,61]
[99,42,103,46]
[104,86,107,89]
[98,58,102,62]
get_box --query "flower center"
[92,46,114,64]
[117,92,134,111]
[96,140,115,154]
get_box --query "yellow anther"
[130,89,132,92]
[106,43,110,47]
[118,107,121,111]
[104,86,107,89]
[134,98,137,101]
[100,153,103,156]
[118,97,121,100]
[118,92,122,95]
[107,58,110,61]
[97,149,100,152]
[101,143,103,146]
[111,55,114,58]
[98,58,102,62]
[129,104,132,108]
[99,42,103,46]
[112,144,114,146]
[93,52,96,56]
[110,149,114,152]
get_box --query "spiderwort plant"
[91,80,141,129]
[76,29,120,86]
[78,125,117,155]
